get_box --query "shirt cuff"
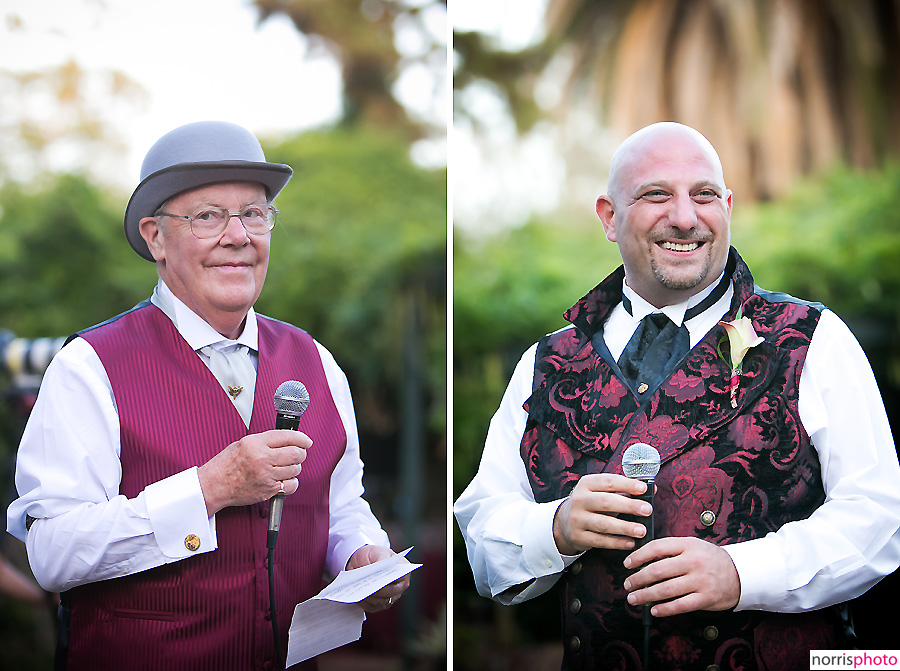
[144,467,217,559]
[521,498,580,577]
[724,535,787,611]
[330,534,372,579]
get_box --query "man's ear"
[139,217,166,262]
[595,195,617,242]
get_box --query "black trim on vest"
[64,299,154,347]
[55,590,71,671]
[754,285,826,312]
[621,265,733,322]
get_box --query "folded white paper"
[285,548,421,667]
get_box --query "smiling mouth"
[658,241,703,253]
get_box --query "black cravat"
[617,313,690,396]
[616,272,732,396]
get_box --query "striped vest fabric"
[67,303,345,670]
[520,249,845,670]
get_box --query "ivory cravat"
[200,344,256,427]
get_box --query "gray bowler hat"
[124,121,293,261]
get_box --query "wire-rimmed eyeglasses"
[156,205,278,239]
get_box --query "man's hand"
[197,429,311,516]
[346,545,411,612]
[623,537,741,616]
[553,474,653,555]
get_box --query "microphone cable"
[268,536,285,670]
[268,380,310,670]
[622,443,661,671]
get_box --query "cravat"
[200,344,256,427]
[616,273,732,397]
[617,313,690,397]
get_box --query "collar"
[621,269,730,326]
[150,279,258,352]
[565,247,750,338]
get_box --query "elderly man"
[8,121,408,670]
[455,122,900,670]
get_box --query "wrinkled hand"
[552,474,652,555]
[346,545,411,612]
[198,429,311,515]
[623,537,741,616]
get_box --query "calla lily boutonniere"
[718,307,764,408]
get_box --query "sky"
[1,0,339,187]
[451,0,589,235]
[1,0,447,192]
[0,0,555,233]
[451,0,546,50]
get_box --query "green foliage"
[0,175,156,337]
[732,164,900,326]
[453,219,622,494]
[260,126,447,437]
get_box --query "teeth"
[660,241,699,252]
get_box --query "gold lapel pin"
[228,385,243,399]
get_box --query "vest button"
[570,560,583,575]
[569,636,581,652]
[184,534,201,551]
[569,598,582,614]
[700,510,717,527]
[637,383,649,394]
[702,625,719,641]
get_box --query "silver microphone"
[268,381,310,549]
[622,441,661,662]
[622,442,661,482]
[622,442,661,549]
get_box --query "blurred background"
[0,1,446,669]
[452,0,900,668]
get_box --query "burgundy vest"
[67,303,346,671]
[520,250,844,671]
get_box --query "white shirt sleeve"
[7,338,217,593]
[454,343,580,605]
[315,341,391,580]
[725,309,900,612]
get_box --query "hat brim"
[124,161,293,261]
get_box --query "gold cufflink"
[184,534,201,551]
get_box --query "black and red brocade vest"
[68,303,346,671]
[519,249,845,671]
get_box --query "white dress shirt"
[454,278,900,613]
[8,280,389,592]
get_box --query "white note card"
[285,548,421,667]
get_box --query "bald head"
[607,123,727,205]
[596,122,733,308]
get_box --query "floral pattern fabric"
[519,249,844,670]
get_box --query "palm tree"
[458,0,900,201]
[255,0,447,141]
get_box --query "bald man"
[455,123,900,670]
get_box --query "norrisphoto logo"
[810,651,900,670]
